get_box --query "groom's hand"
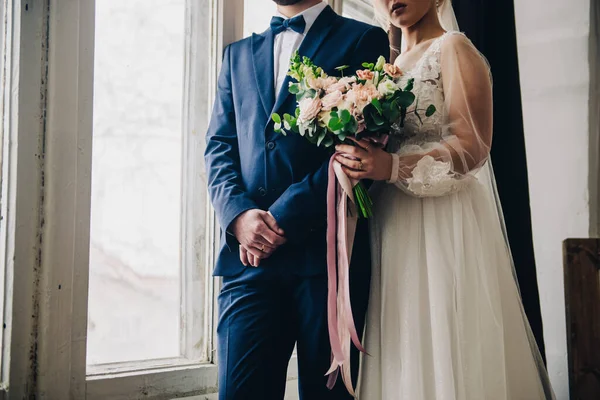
[231,209,286,266]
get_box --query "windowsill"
[87,356,298,400]
[87,357,212,377]
[86,363,218,400]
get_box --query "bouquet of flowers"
[272,52,437,395]
[272,51,436,218]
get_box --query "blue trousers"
[217,266,370,400]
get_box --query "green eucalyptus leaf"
[317,131,327,147]
[371,98,383,114]
[328,117,344,132]
[331,121,344,131]
[289,84,300,94]
[396,91,416,108]
[340,109,351,124]
[271,113,281,124]
[426,104,437,117]
[345,117,358,134]
[389,102,400,122]
[404,78,414,92]
[372,112,385,125]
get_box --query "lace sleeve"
[389,34,493,197]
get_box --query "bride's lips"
[391,2,407,14]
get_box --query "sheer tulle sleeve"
[388,34,493,197]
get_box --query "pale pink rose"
[326,76,357,94]
[306,76,337,91]
[321,90,344,111]
[356,69,375,81]
[383,63,403,78]
[346,83,381,111]
[321,77,338,90]
[298,97,322,123]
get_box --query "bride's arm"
[387,34,493,196]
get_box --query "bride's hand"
[335,138,393,181]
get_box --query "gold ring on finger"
[359,161,364,170]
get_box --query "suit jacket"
[205,6,390,277]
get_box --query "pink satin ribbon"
[325,154,366,396]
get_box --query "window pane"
[88,0,185,365]
[342,0,375,24]
[244,0,277,37]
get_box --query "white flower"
[302,65,316,80]
[377,79,399,97]
[374,56,386,71]
[318,110,333,127]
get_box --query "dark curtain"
[453,0,547,361]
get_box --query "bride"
[333,0,555,398]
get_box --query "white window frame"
[1,1,48,399]
[84,0,224,396]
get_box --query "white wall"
[514,0,597,398]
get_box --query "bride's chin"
[389,16,411,29]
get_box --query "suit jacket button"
[266,141,275,150]
[258,187,267,196]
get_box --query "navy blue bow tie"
[270,15,306,35]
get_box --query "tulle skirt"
[357,168,554,400]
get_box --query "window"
[244,0,277,37]
[87,0,217,396]
[88,0,186,366]
[342,0,374,24]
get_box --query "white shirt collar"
[276,2,328,35]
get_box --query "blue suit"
[205,6,389,399]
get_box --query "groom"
[205,1,388,398]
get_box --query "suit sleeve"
[269,27,390,243]
[205,45,258,248]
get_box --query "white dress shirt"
[273,2,328,97]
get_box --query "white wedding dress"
[357,31,555,400]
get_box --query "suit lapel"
[252,30,276,118]
[271,6,339,115]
